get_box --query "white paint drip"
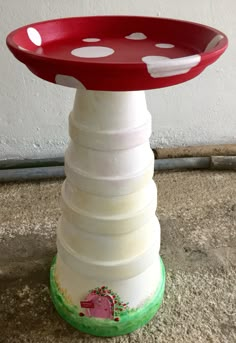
[142,54,201,78]
[55,75,86,89]
[205,34,224,52]
[71,46,114,58]
[155,43,175,48]
[27,27,42,46]
[125,32,147,40]
[82,38,101,42]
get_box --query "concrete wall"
[1,0,235,159]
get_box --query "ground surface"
[0,171,235,343]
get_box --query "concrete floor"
[0,171,235,343]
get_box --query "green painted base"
[50,256,165,337]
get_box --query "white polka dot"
[155,43,175,48]
[125,32,147,40]
[142,56,170,64]
[142,55,201,78]
[55,75,86,89]
[71,46,114,58]
[205,34,224,52]
[27,27,42,46]
[82,38,101,42]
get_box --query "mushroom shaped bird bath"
[7,16,228,337]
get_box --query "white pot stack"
[55,90,162,310]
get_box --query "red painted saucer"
[7,16,228,91]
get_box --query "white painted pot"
[54,89,164,328]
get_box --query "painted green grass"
[50,257,165,337]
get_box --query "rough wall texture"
[0,0,235,159]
